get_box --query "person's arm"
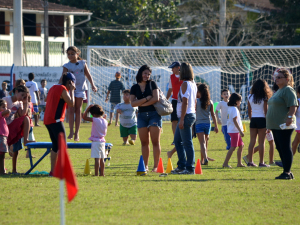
[82,104,94,122]
[233,116,244,137]
[105,90,110,103]
[84,64,97,92]
[247,101,252,120]
[61,81,75,107]
[210,104,218,133]
[215,110,222,125]
[166,88,173,100]
[286,105,297,126]
[18,97,28,117]
[140,89,159,106]
[179,82,188,129]
[59,67,68,84]
[263,100,268,116]
[130,94,152,107]
[116,104,122,114]
[35,91,40,105]
[1,109,10,117]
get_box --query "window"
[0,40,10,53]
[49,42,64,55]
[23,13,36,36]
[49,15,64,37]
[0,12,4,34]
[24,41,41,54]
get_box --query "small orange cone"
[195,159,203,175]
[156,158,164,173]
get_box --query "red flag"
[53,133,78,202]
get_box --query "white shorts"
[74,91,86,100]
[91,142,106,159]
[266,131,274,142]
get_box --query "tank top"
[296,98,300,130]
[177,80,197,118]
[63,60,88,92]
[44,85,67,125]
[196,99,212,124]
[248,94,266,118]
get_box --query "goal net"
[87,46,300,120]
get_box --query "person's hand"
[239,131,244,137]
[286,118,293,126]
[146,95,152,101]
[179,119,184,129]
[266,129,271,133]
[103,114,107,119]
[217,120,222,125]
[116,109,122,114]
[88,104,94,109]
[3,109,10,117]
[214,126,219,134]
[105,97,109,103]
[69,81,76,91]
[92,85,97,92]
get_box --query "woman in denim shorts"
[130,65,162,172]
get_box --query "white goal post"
[87,45,300,120]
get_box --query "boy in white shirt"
[38,79,47,116]
[26,73,40,126]
[115,90,138,145]
[215,89,231,150]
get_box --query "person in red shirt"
[166,62,183,158]
[44,72,76,175]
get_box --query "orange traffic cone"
[195,159,203,175]
[156,158,164,173]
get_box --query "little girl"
[292,86,300,155]
[62,46,97,142]
[83,104,107,176]
[0,99,10,175]
[223,93,245,168]
[195,84,218,165]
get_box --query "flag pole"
[60,179,65,225]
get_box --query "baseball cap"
[168,62,180,68]
[66,72,76,83]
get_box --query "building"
[0,0,92,66]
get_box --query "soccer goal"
[87,45,300,119]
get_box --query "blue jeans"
[222,125,231,150]
[174,113,196,171]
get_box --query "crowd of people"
[0,45,298,180]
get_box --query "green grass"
[1,121,300,225]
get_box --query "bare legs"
[197,132,207,163]
[108,112,119,126]
[223,145,244,168]
[247,128,266,164]
[50,151,57,173]
[0,153,5,175]
[138,126,161,172]
[123,134,137,144]
[292,133,300,155]
[167,120,178,158]
[68,97,83,141]
[95,158,105,176]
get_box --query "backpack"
[149,81,173,116]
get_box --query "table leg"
[24,148,51,175]
[28,148,33,167]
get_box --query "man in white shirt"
[26,73,40,126]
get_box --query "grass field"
[1,121,300,225]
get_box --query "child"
[9,79,25,96]
[24,95,35,158]
[83,104,107,176]
[105,72,125,126]
[115,90,138,145]
[246,79,272,167]
[195,84,218,165]
[0,82,9,99]
[26,73,40,126]
[62,46,97,141]
[0,99,10,175]
[222,93,245,168]
[292,86,300,156]
[38,79,47,116]
[215,89,231,150]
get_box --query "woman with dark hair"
[171,63,197,174]
[44,72,76,175]
[130,65,161,172]
[247,79,272,167]
[266,69,298,179]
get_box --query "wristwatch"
[288,115,293,119]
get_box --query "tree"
[179,0,279,46]
[49,0,182,46]
[270,0,300,45]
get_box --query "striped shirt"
[108,80,125,103]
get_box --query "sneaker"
[247,162,258,167]
[201,159,208,165]
[129,140,135,145]
[275,161,283,168]
[290,172,295,179]
[259,163,270,167]
[275,173,292,180]
[243,156,249,165]
[178,169,195,175]
[171,168,184,174]
[171,142,175,145]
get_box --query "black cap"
[168,62,181,68]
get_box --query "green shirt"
[266,86,298,130]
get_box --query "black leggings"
[272,129,293,173]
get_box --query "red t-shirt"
[170,74,183,100]
[44,85,68,125]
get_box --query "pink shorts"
[228,133,244,148]
[296,130,300,134]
